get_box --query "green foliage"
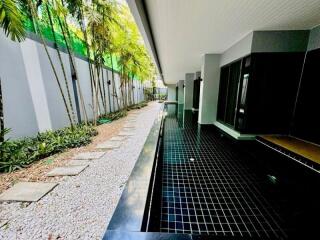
[1,0,155,79]
[99,109,127,122]
[0,125,97,173]
[97,101,147,124]
[128,101,148,110]
[0,0,26,41]
[144,88,154,101]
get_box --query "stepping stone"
[110,136,127,141]
[123,127,135,132]
[67,160,91,166]
[123,124,135,128]
[73,152,105,160]
[0,182,58,202]
[118,131,135,136]
[46,165,88,177]
[96,141,121,149]
[0,219,9,228]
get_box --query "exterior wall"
[220,32,253,66]
[20,39,52,133]
[0,31,39,139]
[307,25,320,51]
[37,41,76,130]
[199,54,221,124]
[184,73,194,110]
[220,30,309,67]
[0,31,145,139]
[167,84,176,101]
[252,30,309,53]
[75,57,94,121]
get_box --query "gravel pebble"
[0,102,161,240]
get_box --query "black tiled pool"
[158,106,287,238]
[107,104,320,240]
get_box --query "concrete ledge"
[106,106,164,233]
[213,121,256,140]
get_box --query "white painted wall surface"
[0,31,39,139]
[37,42,76,130]
[198,54,221,125]
[0,31,145,139]
[167,84,176,101]
[21,39,52,132]
[220,32,253,67]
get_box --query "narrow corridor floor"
[160,109,288,238]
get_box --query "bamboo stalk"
[45,3,76,126]
[58,0,88,124]
[27,0,73,127]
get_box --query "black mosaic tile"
[159,108,288,238]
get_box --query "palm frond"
[0,0,25,41]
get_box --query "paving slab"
[0,182,58,202]
[118,131,135,136]
[110,136,127,141]
[46,165,88,177]
[96,141,122,149]
[123,127,136,132]
[67,160,91,166]
[126,120,137,123]
[73,151,105,160]
[123,124,135,128]
[0,219,9,228]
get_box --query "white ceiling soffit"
[126,0,163,83]
[140,0,320,84]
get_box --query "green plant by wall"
[0,125,97,173]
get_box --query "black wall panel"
[293,49,320,145]
[225,60,242,126]
[193,78,201,109]
[218,52,304,135]
[217,66,230,122]
[244,52,304,134]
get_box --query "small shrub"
[128,101,148,110]
[99,110,128,124]
[0,125,97,173]
[97,102,147,125]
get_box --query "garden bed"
[0,108,143,194]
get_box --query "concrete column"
[167,84,176,101]
[195,71,201,79]
[198,54,221,125]
[177,80,184,105]
[184,73,195,110]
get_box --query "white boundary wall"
[0,31,145,139]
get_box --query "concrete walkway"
[0,102,162,240]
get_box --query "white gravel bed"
[0,102,162,240]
